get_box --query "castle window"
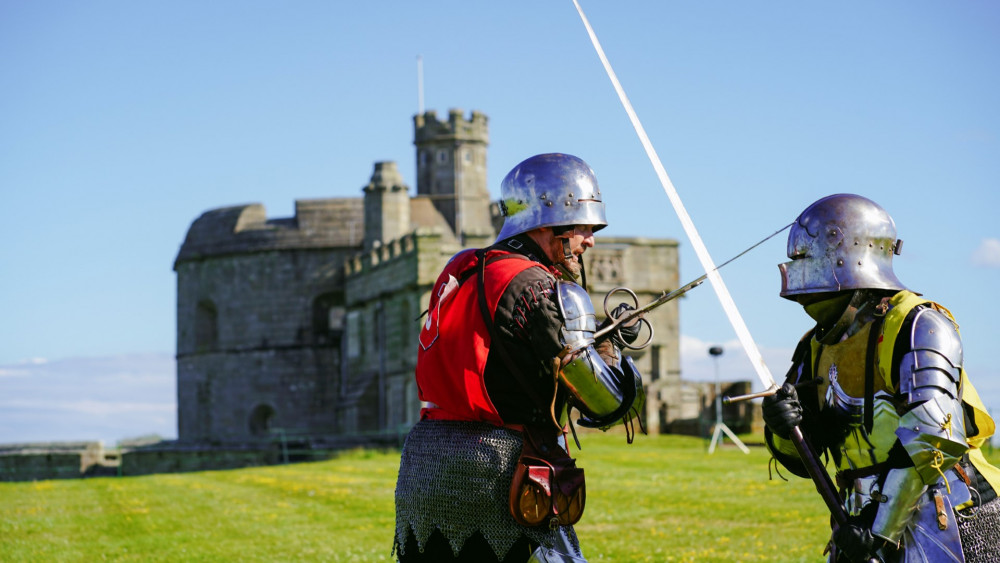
[365,308,376,358]
[195,300,218,352]
[248,403,275,437]
[463,150,472,164]
[420,150,428,166]
[436,149,448,163]
[329,308,345,331]
[313,292,345,345]
[346,311,361,358]
[650,344,661,381]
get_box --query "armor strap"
[836,461,889,490]
[863,307,887,435]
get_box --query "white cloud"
[0,399,174,416]
[0,358,49,375]
[0,353,176,445]
[971,238,1000,268]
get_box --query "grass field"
[2,433,993,562]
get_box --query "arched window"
[194,300,218,352]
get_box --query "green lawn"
[2,433,992,562]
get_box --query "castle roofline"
[174,199,365,267]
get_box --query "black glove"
[761,381,803,440]
[602,303,640,347]
[832,523,879,563]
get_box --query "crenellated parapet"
[413,108,489,145]
[412,108,492,238]
[344,231,420,276]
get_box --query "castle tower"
[413,109,493,243]
[363,161,410,252]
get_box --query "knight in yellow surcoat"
[762,194,1000,562]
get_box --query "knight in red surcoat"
[394,153,644,563]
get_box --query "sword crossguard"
[722,377,824,404]
[601,287,654,351]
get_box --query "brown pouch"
[508,428,586,528]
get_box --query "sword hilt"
[593,277,706,351]
[722,377,823,404]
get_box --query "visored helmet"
[495,153,608,242]
[779,194,905,299]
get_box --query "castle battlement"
[344,231,420,276]
[413,108,489,144]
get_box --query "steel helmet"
[779,194,905,299]
[494,153,608,242]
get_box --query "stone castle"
[1,108,755,481]
[171,107,734,446]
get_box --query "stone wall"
[338,228,696,436]
[340,229,460,433]
[1,451,85,482]
[175,204,360,443]
[584,237,682,434]
[0,442,113,482]
[120,442,282,476]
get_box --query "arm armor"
[871,466,926,543]
[873,307,969,542]
[556,281,644,427]
[895,307,968,484]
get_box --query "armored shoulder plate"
[557,282,597,337]
[899,306,963,404]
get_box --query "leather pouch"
[508,430,585,528]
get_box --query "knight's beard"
[552,237,582,280]
[560,255,582,278]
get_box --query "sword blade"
[571,0,777,391]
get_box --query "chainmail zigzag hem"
[958,496,1000,563]
[393,420,566,560]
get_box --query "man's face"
[549,224,596,277]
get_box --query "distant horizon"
[4,338,999,447]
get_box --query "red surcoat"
[416,248,545,425]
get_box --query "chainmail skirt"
[958,496,1000,563]
[394,419,576,561]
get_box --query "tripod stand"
[707,346,749,454]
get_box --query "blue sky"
[1,1,998,445]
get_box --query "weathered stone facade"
[174,200,358,443]
[172,108,700,447]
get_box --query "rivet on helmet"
[779,193,905,299]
